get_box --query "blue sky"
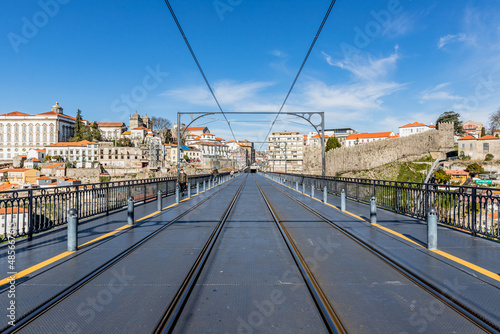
[2,0,500,145]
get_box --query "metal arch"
[176,111,325,177]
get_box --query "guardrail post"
[341,189,346,211]
[203,180,206,192]
[302,182,305,194]
[311,184,315,198]
[427,207,437,250]
[471,188,477,236]
[157,190,162,211]
[370,196,377,225]
[27,189,34,241]
[197,182,200,194]
[143,184,147,204]
[176,185,179,203]
[323,186,327,203]
[127,196,134,225]
[296,181,299,191]
[187,183,191,198]
[67,208,78,252]
[105,183,110,216]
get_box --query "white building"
[345,132,396,147]
[0,102,75,162]
[97,122,127,140]
[46,140,99,167]
[399,122,435,137]
[0,207,27,236]
[267,132,304,173]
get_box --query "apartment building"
[267,132,304,173]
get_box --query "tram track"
[3,176,240,334]
[260,174,498,333]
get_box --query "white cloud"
[420,82,462,103]
[270,49,286,58]
[322,46,400,81]
[438,33,470,49]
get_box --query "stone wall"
[303,122,454,176]
[66,168,101,184]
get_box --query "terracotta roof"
[428,124,436,128]
[388,134,400,139]
[346,132,393,140]
[8,168,29,172]
[36,176,52,180]
[29,158,40,162]
[49,182,58,185]
[186,127,206,131]
[0,111,31,117]
[97,122,125,127]
[34,149,46,153]
[43,162,65,169]
[0,207,28,214]
[479,135,498,140]
[458,135,476,140]
[444,169,469,176]
[186,134,198,137]
[202,133,215,136]
[227,140,237,143]
[46,140,97,147]
[399,122,427,128]
[18,155,27,158]
[312,134,329,138]
[216,137,224,141]
[36,111,76,120]
[0,184,14,192]
[194,136,201,140]
[132,126,150,131]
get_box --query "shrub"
[485,153,494,161]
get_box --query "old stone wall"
[303,122,454,176]
[66,168,101,184]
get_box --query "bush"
[485,153,494,161]
[459,152,471,160]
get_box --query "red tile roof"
[347,132,393,140]
[42,162,65,169]
[34,149,46,153]
[36,111,77,120]
[444,169,469,176]
[46,140,97,147]
[0,184,14,192]
[458,135,476,140]
[428,124,436,128]
[312,134,329,138]
[36,176,52,180]
[187,127,206,131]
[400,122,428,128]
[479,135,499,140]
[0,111,31,117]
[132,127,150,131]
[97,122,125,127]
[8,168,29,172]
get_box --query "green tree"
[465,163,484,174]
[325,136,341,152]
[91,121,101,141]
[434,169,451,184]
[164,129,174,144]
[436,111,464,136]
[70,109,84,142]
[481,127,486,137]
[485,153,494,161]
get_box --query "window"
[462,144,465,148]
[470,144,473,148]
[483,143,489,151]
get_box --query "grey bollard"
[323,186,327,203]
[203,180,206,192]
[296,181,299,191]
[157,190,162,211]
[175,185,179,203]
[370,196,377,225]
[302,183,305,193]
[127,196,134,225]
[341,189,346,211]
[427,207,438,250]
[187,183,191,198]
[197,182,200,194]
[67,208,78,252]
[311,184,315,198]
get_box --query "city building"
[323,128,357,146]
[7,168,40,185]
[0,207,28,236]
[458,134,499,160]
[399,122,436,137]
[463,120,484,138]
[345,132,395,147]
[41,162,66,177]
[267,132,304,173]
[0,102,75,162]
[97,122,127,141]
[45,140,99,167]
[129,111,152,130]
[99,144,146,168]
[24,158,41,169]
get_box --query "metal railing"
[0,174,220,242]
[265,172,500,240]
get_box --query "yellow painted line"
[136,211,161,222]
[343,210,365,221]
[372,223,424,248]
[0,251,75,286]
[180,198,188,202]
[162,203,178,210]
[79,224,131,247]
[432,250,500,281]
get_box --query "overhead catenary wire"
[163,0,238,142]
[259,0,338,151]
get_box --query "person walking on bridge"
[212,168,219,184]
[177,168,188,197]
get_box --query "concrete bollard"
[302,183,305,194]
[176,185,179,203]
[197,182,200,194]
[127,196,134,225]
[341,189,346,211]
[157,190,162,211]
[427,207,438,250]
[323,186,327,203]
[370,196,377,225]
[187,183,191,198]
[67,208,78,252]
[311,184,315,198]
[203,180,206,192]
[296,181,299,191]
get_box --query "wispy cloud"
[420,82,462,102]
[437,33,470,48]
[322,46,400,81]
[270,49,286,58]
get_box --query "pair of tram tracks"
[261,175,499,333]
[4,176,241,333]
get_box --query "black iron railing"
[265,172,500,240]
[0,174,218,242]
